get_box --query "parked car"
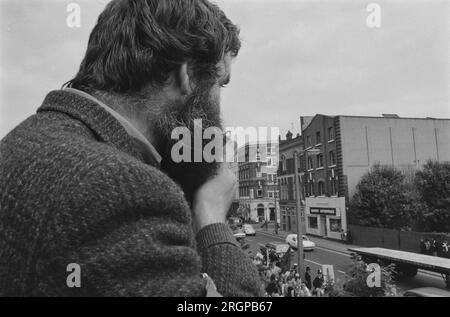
[285,234,316,251]
[403,287,450,297]
[228,217,242,225]
[243,224,256,236]
[233,229,246,240]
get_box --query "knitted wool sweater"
[0,90,262,297]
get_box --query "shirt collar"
[64,88,162,167]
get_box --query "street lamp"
[293,151,304,276]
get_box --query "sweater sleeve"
[196,223,264,297]
[31,152,213,297]
[8,138,262,297]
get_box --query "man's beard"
[155,85,224,206]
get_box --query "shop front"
[240,199,280,223]
[305,197,347,240]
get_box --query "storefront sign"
[309,207,336,216]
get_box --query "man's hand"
[192,165,237,234]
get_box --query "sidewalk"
[255,225,358,255]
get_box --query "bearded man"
[0,0,262,297]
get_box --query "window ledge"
[328,140,335,143]
[316,167,324,170]
[329,165,337,168]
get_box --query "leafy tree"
[349,164,417,230]
[326,259,397,297]
[414,161,450,232]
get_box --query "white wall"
[340,117,450,198]
[305,197,346,239]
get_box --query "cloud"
[217,0,450,136]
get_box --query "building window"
[287,177,294,201]
[302,176,307,199]
[317,154,323,168]
[330,178,337,196]
[329,151,336,166]
[309,181,314,197]
[316,131,321,144]
[306,135,312,147]
[318,181,325,196]
[257,189,263,197]
[308,216,318,229]
[281,155,286,172]
[308,157,314,170]
[328,127,335,141]
[330,219,342,232]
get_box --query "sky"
[0,0,449,139]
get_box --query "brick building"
[238,142,279,222]
[300,114,450,240]
[278,131,304,232]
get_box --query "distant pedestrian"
[420,239,426,254]
[299,283,312,297]
[431,239,438,256]
[340,229,345,241]
[304,266,312,290]
[286,285,294,297]
[291,263,298,275]
[442,241,449,258]
[266,275,279,296]
[424,239,431,255]
[313,269,325,297]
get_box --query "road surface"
[245,231,447,294]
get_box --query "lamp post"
[273,176,278,233]
[293,151,304,276]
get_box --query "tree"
[326,258,397,297]
[414,161,450,233]
[349,164,417,230]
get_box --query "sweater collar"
[64,88,162,167]
[37,89,161,167]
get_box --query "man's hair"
[66,0,241,93]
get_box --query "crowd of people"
[253,253,327,297]
[420,238,449,258]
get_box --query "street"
[245,230,447,295]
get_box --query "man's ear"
[175,63,191,97]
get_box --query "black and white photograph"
[0,0,449,302]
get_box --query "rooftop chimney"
[286,131,293,141]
